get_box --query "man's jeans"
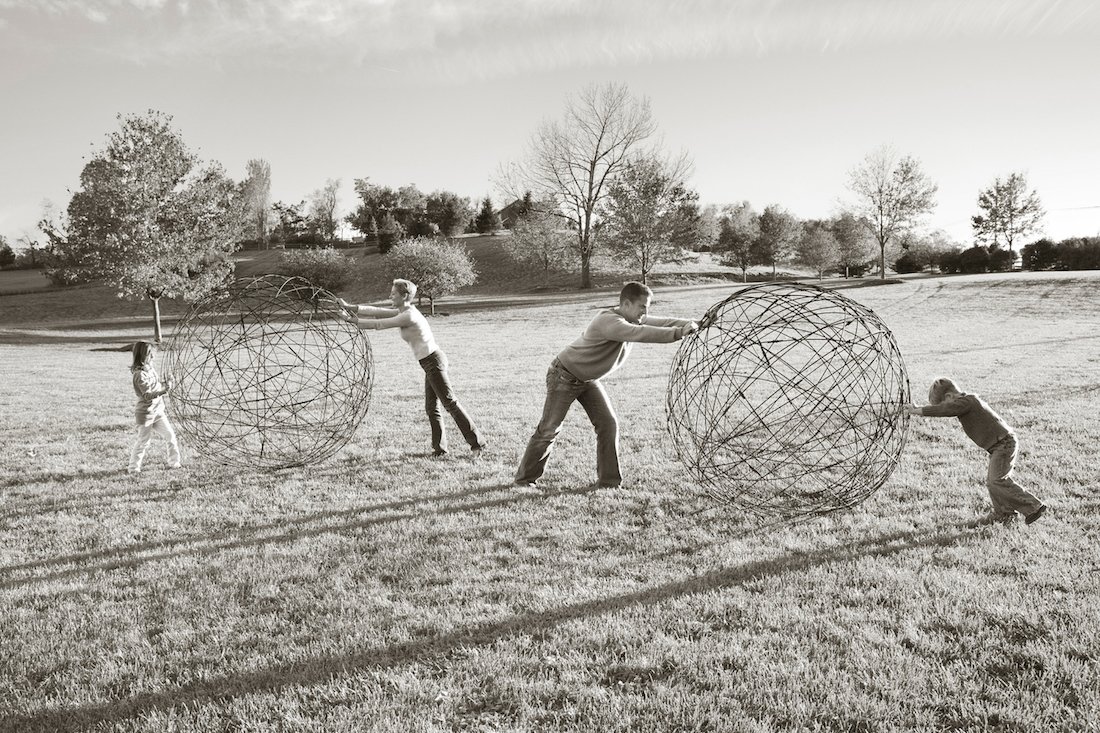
[986,433,1043,517]
[515,359,621,486]
[419,349,483,453]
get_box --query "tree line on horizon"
[4,90,1098,337]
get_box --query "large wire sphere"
[163,275,373,469]
[666,283,910,520]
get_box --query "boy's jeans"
[419,349,482,453]
[129,416,181,471]
[515,359,621,487]
[986,433,1043,517]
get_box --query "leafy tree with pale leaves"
[798,221,839,280]
[832,211,874,278]
[848,146,937,279]
[241,159,272,247]
[499,83,657,288]
[753,204,803,279]
[383,237,476,315]
[716,201,760,282]
[279,247,356,292]
[425,190,473,237]
[44,111,243,341]
[505,208,573,278]
[600,154,697,284]
[971,172,1044,256]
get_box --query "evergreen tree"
[475,197,501,234]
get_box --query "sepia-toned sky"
[2,0,1098,247]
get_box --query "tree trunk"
[429,296,435,316]
[152,297,163,343]
[580,252,592,289]
[879,241,887,280]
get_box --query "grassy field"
[1,271,1098,731]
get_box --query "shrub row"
[1021,237,1100,270]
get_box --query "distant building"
[498,199,527,229]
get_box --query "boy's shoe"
[432,449,448,457]
[513,479,537,488]
[969,511,1016,527]
[1024,504,1047,525]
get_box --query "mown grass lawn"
[1,272,1098,732]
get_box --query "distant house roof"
[498,199,525,229]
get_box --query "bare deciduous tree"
[848,146,938,279]
[499,83,657,288]
[309,178,341,243]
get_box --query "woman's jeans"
[419,349,483,454]
[515,359,621,487]
[986,433,1043,517]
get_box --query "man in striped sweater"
[906,377,1047,526]
[514,281,701,489]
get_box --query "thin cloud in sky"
[2,0,1096,80]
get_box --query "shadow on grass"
[909,332,1100,358]
[1,521,974,733]
[0,468,132,490]
[0,484,598,589]
[0,483,182,524]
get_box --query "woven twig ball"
[666,283,909,520]
[164,275,373,469]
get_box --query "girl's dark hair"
[131,341,155,370]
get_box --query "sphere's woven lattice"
[164,275,373,469]
[666,283,909,520]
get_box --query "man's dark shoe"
[1025,504,1047,525]
[968,511,1016,528]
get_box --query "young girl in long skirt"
[128,341,182,473]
